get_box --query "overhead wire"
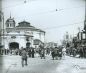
[0,0,84,21]
[42,21,84,30]
[0,0,85,14]
[1,21,83,36]
[7,5,84,20]
[0,0,84,31]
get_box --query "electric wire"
[0,0,85,15]
[0,0,84,32]
[42,21,84,30]
[0,21,83,36]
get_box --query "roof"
[17,21,33,27]
[16,20,45,33]
[6,17,15,24]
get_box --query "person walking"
[21,48,28,67]
[58,48,62,60]
[51,49,55,60]
[28,49,31,57]
[79,47,84,58]
[31,48,35,58]
[62,46,66,59]
[40,49,45,59]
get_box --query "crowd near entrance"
[9,42,19,49]
[2,40,86,67]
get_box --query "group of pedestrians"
[0,46,67,67]
[40,49,45,59]
[65,45,86,58]
[51,46,66,60]
[0,48,22,55]
[21,48,46,67]
[28,49,35,58]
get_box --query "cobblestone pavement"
[0,55,60,73]
[1,55,86,73]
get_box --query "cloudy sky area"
[1,0,85,44]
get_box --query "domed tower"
[5,16,15,28]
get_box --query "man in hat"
[21,48,28,67]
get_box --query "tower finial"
[10,12,11,18]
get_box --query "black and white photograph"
[0,0,85,73]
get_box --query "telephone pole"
[0,11,4,48]
[84,0,86,30]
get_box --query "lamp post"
[2,12,4,48]
[84,0,86,31]
[0,11,2,46]
[82,0,86,45]
[0,11,4,54]
[0,11,4,47]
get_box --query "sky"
[1,0,85,44]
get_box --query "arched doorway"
[26,42,30,48]
[9,42,19,50]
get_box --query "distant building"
[1,16,45,50]
[45,42,58,48]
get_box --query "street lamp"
[84,0,86,31]
[82,0,86,44]
[0,11,4,47]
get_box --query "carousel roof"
[16,20,45,33]
[16,21,33,27]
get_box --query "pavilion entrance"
[9,42,19,50]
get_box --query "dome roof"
[17,21,31,27]
[6,16,15,28]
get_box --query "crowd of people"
[0,46,66,60]
[1,45,86,67]
[66,46,86,58]
[20,46,66,67]
[0,46,86,58]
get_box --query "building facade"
[2,16,45,50]
[0,11,4,48]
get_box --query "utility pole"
[0,11,4,47]
[0,11,2,46]
[0,11,4,54]
[84,0,86,43]
[1,12,4,48]
[44,32,46,48]
[84,0,86,31]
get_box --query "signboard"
[34,39,40,45]
[78,32,81,40]
[25,31,33,36]
[82,33,86,40]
